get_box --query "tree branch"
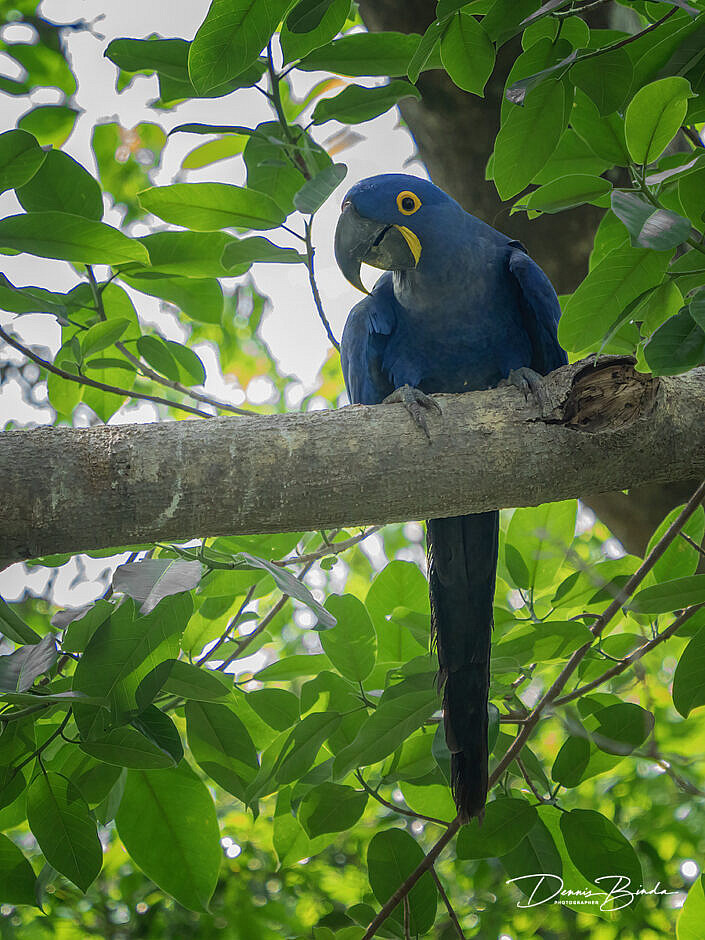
[3,357,705,563]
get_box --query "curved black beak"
[334,201,420,294]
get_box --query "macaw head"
[334,173,452,293]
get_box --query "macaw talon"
[383,384,442,442]
[499,366,547,407]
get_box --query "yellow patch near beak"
[394,225,422,265]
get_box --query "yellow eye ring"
[397,190,421,215]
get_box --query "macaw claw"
[499,367,547,408]
[383,384,442,442]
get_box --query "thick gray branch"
[2,358,704,564]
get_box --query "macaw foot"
[499,367,547,408]
[383,384,442,441]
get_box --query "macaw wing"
[340,278,397,405]
[508,242,568,376]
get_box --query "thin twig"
[430,867,467,940]
[304,216,340,351]
[679,530,705,560]
[516,756,550,804]
[355,771,450,827]
[0,325,210,419]
[554,602,705,706]
[274,525,382,566]
[197,584,257,665]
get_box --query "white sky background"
[0,0,423,608]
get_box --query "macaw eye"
[397,191,421,215]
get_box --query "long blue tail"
[427,511,499,821]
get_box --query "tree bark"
[3,358,704,565]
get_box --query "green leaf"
[135,231,242,278]
[313,82,420,125]
[27,772,102,892]
[281,0,350,63]
[558,245,671,353]
[246,688,299,731]
[678,876,705,940]
[105,37,190,80]
[16,149,103,220]
[73,595,192,732]
[113,559,203,615]
[80,318,130,358]
[523,174,612,214]
[298,32,426,77]
[17,105,77,147]
[440,11,495,96]
[80,724,178,769]
[501,817,563,902]
[188,0,292,95]
[0,212,149,266]
[673,622,705,716]
[611,191,691,251]
[400,780,456,821]
[255,654,330,681]
[161,660,229,701]
[644,308,705,375]
[505,501,576,591]
[139,183,286,231]
[182,135,248,171]
[647,504,705,583]
[0,833,37,906]
[571,47,633,115]
[120,273,224,324]
[494,79,568,199]
[0,598,41,645]
[320,594,377,682]
[407,19,445,84]
[0,634,57,693]
[625,76,693,165]
[0,274,69,321]
[116,763,221,912]
[186,701,259,801]
[457,797,538,858]
[293,164,348,214]
[0,129,47,196]
[166,341,206,386]
[333,689,438,778]
[494,619,593,665]
[571,90,630,166]
[559,809,642,897]
[221,235,305,269]
[590,703,655,756]
[273,711,341,786]
[298,783,367,838]
[367,829,437,935]
[134,336,180,383]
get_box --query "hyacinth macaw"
[334,173,567,822]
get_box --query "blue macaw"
[334,173,567,821]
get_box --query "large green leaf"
[558,244,671,353]
[0,128,47,195]
[0,833,36,906]
[501,818,563,903]
[320,594,377,682]
[456,797,538,858]
[161,660,230,702]
[115,762,221,912]
[105,37,191,80]
[625,76,693,165]
[644,308,705,375]
[673,622,705,717]
[0,212,149,265]
[185,700,259,801]
[0,633,57,693]
[16,149,103,220]
[17,105,77,147]
[367,828,437,935]
[505,501,576,591]
[119,273,224,324]
[494,79,568,199]
[298,32,425,77]
[559,809,642,898]
[275,711,341,785]
[26,772,102,892]
[80,724,179,769]
[523,174,611,214]
[136,231,245,277]
[298,783,367,838]
[571,90,630,166]
[188,0,292,95]
[293,164,348,213]
[312,82,420,125]
[440,11,495,96]
[629,574,705,614]
[281,0,351,63]
[139,183,286,231]
[611,191,691,251]
[571,47,633,115]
